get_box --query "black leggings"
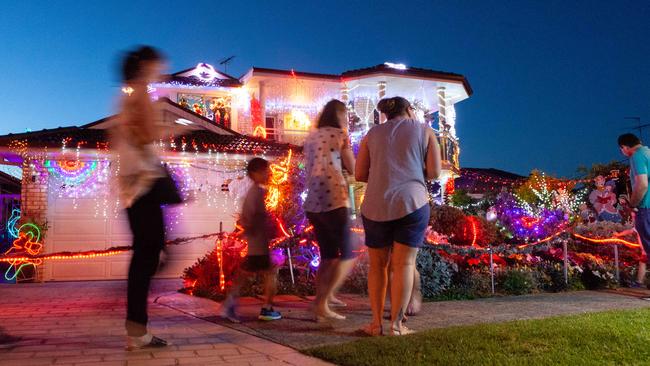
[125,191,165,336]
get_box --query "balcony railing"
[436,131,460,172]
[261,127,460,172]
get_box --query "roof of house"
[165,74,242,88]
[342,64,473,96]
[0,127,295,156]
[82,98,241,136]
[455,167,527,193]
[231,63,473,94]
[0,98,296,156]
[246,67,342,81]
[164,63,242,87]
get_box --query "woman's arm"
[355,136,370,183]
[341,132,356,174]
[425,128,441,180]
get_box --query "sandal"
[389,325,416,336]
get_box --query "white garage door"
[42,164,250,281]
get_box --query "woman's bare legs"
[367,247,391,330]
[314,259,338,316]
[390,243,418,333]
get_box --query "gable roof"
[165,63,242,88]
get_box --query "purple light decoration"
[494,192,567,241]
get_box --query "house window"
[265,117,276,140]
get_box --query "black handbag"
[147,167,183,205]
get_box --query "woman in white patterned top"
[304,99,356,322]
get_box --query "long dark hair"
[377,96,412,120]
[316,99,347,129]
[121,45,164,83]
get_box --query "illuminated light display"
[572,233,640,249]
[284,109,312,131]
[253,126,267,139]
[265,150,293,210]
[216,237,225,291]
[384,62,407,70]
[121,86,134,96]
[7,209,20,239]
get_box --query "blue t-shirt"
[630,146,650,208]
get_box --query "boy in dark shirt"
[220,158,281,322]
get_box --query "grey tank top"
[360,118,430,222]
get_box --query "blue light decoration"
[7,208,20,239]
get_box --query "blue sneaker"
[259,307,282,321]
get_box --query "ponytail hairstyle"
[377,96,412,120]
[121,45,164,83]
[316,99,347,129]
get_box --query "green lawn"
[304,308,650,365]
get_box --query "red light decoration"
[572,233,640,249]
[445,179,455,195]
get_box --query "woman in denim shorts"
[355,96,441,336]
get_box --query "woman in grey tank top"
[355,97,441,336]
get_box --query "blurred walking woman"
[304,99,356,322]
[111,46,179,350]
[355,96,441,335]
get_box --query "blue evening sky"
[0,0,648,177]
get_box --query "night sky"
[0,0,648,177]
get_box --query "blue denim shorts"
[306,207,354,260]
[362,204,430,248]
[635,208,650,264]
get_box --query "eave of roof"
[342,64,473,96]
[247,67,342,81]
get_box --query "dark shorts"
[635,208,650,264]
[240,255,272,272]
[362,204,430,248]
[306,207,354,260]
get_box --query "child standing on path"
[220,158,282,323]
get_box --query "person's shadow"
[0,327,21,348]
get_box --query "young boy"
[220,157,282,322]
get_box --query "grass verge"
[304,307,650,365]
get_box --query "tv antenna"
[624,116,650,142]
[219,56,236,74]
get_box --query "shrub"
[580,263,617,290]
[498,267,537,295]
[440,268,493,300]
[417,248,454,298]
[535,261,584,292]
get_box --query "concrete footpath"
[0,279,331,366]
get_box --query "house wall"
[20,161,49,281]
[40,158,250,281]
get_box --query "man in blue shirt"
[619,133,650,267]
